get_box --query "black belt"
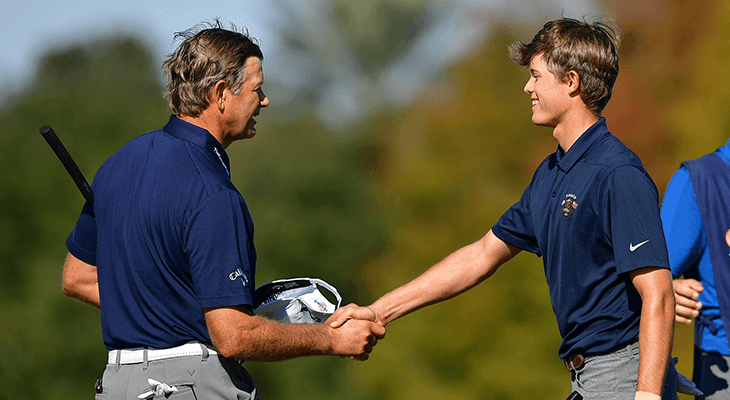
[563,353,585,372]
[563,339,639,373]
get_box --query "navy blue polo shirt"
[66,115,256,350]
[492,118,669,359]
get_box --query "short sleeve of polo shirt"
[492,180,542,256]
[604,165,669,274]
[66,201,97,266]
[185,189,255,309]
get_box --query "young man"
[663,136,730,399]
[61,20,384,400]
[331,17,676,400]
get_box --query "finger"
[683,278,704,293]
[675,314,693,325]
[675,294,702,310]
[350,307,376,322]
[327,304,357,328]
[332,303,376,327]
[675,285,700,300]
[676,304,700,319]
[328,315,350,328]
[674,279,703,298]
[370,322,386,339]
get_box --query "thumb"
[326,304,357,328]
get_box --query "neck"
[552,110,600,153]
[178,113,229,148]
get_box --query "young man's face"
[523,53,572,128]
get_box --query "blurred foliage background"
[1,0,727,399]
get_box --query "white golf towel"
[253,277,342,324]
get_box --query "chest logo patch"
[561,194,579,217]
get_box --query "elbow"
[61,271,93,301]
[61,276,78,298]
[204,306,265,360]
[207,325,247,359]
[214,340,240,359]
[660,282,676,315]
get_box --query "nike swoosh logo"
[629,240,649,252]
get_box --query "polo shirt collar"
[718,136,730,164]
[162,115,231,177]
[555,117,609,172]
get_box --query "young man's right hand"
[327,303,385,329]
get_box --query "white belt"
[108,342,217,365]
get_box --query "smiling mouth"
[531,99,538,106]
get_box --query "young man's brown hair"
[509,17,621,117]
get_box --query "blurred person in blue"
[663,136,730,399]
[330,17,696,400]
[60,19,384,400]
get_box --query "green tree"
[0,37,169,400]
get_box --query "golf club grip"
[39,125,94,205]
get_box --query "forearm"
[636,283,675,395]
[205,306,383,362]
[372,230,518,325]
[370,254,483,325]
[224,315,333,361]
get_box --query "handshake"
[325,304,386,361]
[252,278,386,361]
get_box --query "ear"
[211,80,228,112]
[566,70,581,97]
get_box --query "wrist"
[368,303,388,326]
[634,391,661,400]
[324,325,339,356]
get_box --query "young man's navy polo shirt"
[66,115,256,350]
[492,117,669,359]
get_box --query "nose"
[523,77,534,94]
[259,90,270,108]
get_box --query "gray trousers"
[570,341,678,400]
[95,347,259,400]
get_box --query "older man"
[62,20,384,400]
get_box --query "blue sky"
[2,0,601,125]
[1,1,278,94]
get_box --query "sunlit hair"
[509,17,621,117]
[163,18,263,117]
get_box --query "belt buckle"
[564,354,584,372]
